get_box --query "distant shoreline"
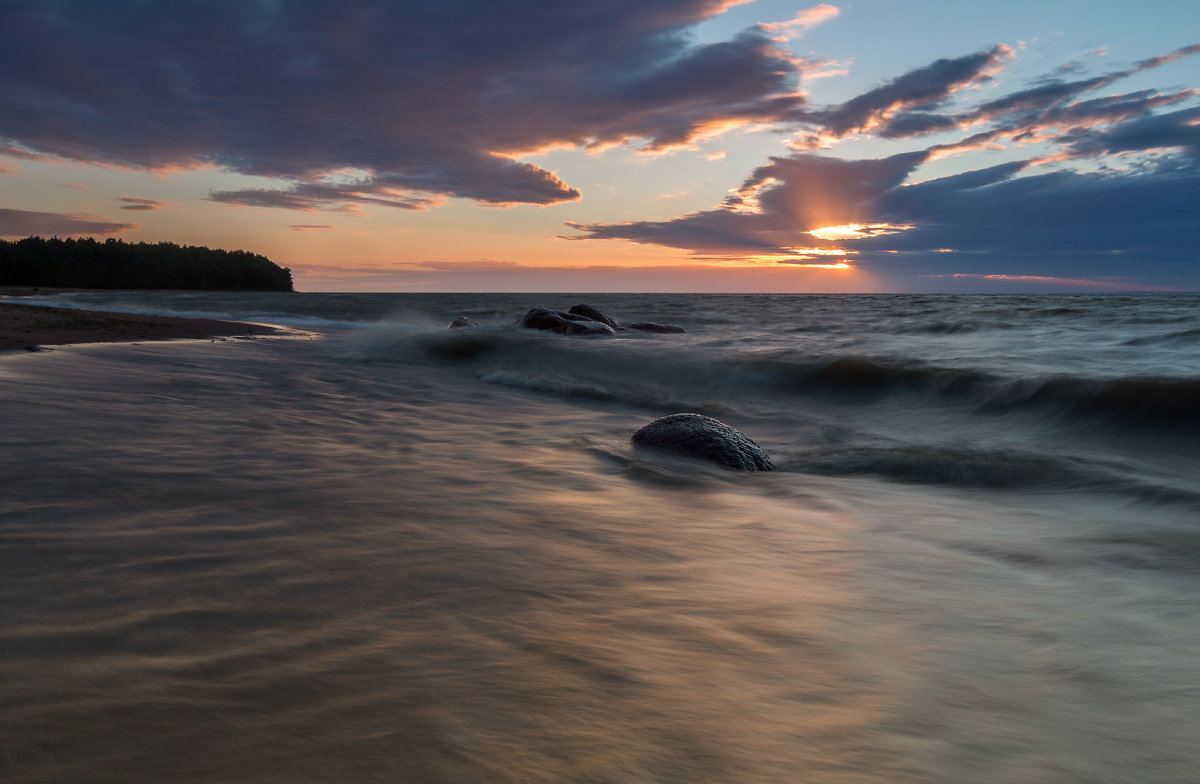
[0,296,285,352]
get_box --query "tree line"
[0,237,294,291]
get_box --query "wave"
[359,325,1200,438]
[786,444,1200,504]
[754,355,994,400]
[1121,327,1200,347]
[1,292,369,331]
[747,355,1200,434]
[977,374,1200,431]
[788,445,1093,488]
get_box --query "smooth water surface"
[2,293,1198,782]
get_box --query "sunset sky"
[1,0,1197,292]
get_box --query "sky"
[1,0,1197,293]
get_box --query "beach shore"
[0,298,282,351]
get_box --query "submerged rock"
[626,321,685,334]
[631,413,774,471]
[568,304,619,329]
[447,316,477,329]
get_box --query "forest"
[0,237,293,291]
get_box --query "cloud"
[0,0,806,211]
[0,142,43,161]
[289,225,336,232]
[570,150,930,256]
[0,209,138,237]
[117,196,170,211]
[810,45,1014,137]
[1056,105,1200,159]
[572,42,1200,285]
[573,145,1200,278]
[208,185,434,213]
[760,4,840,41]
[875,43,1200,145]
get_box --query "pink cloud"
[760,4,840,41]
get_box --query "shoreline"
[0,300,285,352]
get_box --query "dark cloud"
[0,209,138,237]
[569,150,930,256]
[810,46,1013,137]
[117,196,170,212]
[0,0,804,210]
[1057,106,1200,159]
[209,183,436,213]
[573,144,1200,279]
[873,166,1200,263]
[875,43,1200,144]
[572,42,1200,285]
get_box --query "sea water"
[1,292,1198,783]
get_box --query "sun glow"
[808,223,913,241]
[789,261,853,269]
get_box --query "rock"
[519,307,572,333]
[631,413,774,471]
[518,307,615,336]
[447,316,477,329]
[626,321,685,334]
[559,311,601,323]
[518,306,682,337]
[568,304,619,328]
[565,319,616,336]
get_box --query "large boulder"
[565,319,617,336]
[626,321,685,334]
[631,413,774,471]
[568,304,619,328]
[519,307,572,333]
[518,308,615,336]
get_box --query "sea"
[1,291,1198,783]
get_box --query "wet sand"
[0,300,282,351]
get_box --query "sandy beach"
[0,297,281,351]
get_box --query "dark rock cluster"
[631,413,774,471]
[513,303,685,336]
[447,303,686,335]
[517,307,617,336]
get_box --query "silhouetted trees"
[0,237,293,291]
